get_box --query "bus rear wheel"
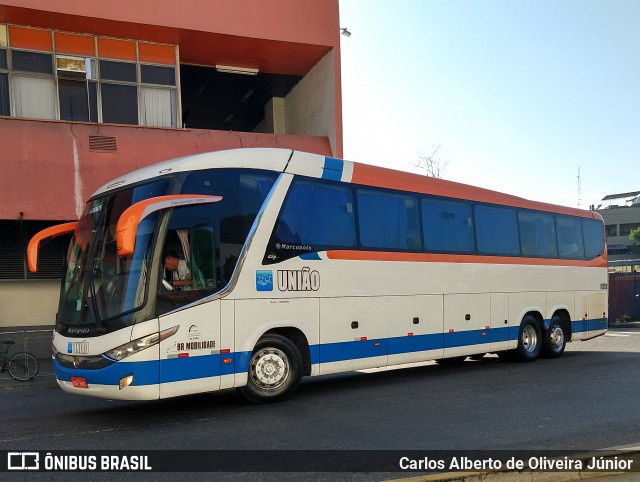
[542,316,567,358]
[514,316,542,362]
[238,334,303,404]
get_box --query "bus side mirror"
[116,195,222,256]
[27,222,78,272]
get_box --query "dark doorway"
[180,64,301,132]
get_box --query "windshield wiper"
[87,262,103,329]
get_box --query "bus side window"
[557,215,585,259]
[268,179,356,262]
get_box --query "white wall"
[284,50,336,156]
[0,281,59,328]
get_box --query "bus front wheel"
[238,334,303,404]
[514,316,542,362]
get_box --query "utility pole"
[577,167,581,207]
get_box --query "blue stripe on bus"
[54,358,160,386]
[319,338,388,363]
[572,320,588,333]
[587,318,608,331]
[388,333,443,355]
[159,354,220,383]
[55,319,607,386]
[299,252,322,260]
[322,157,344,181]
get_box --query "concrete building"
[595,191,640,320]
[595,191,640,263]
[0,0,343,331]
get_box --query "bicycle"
[0,340,39,381]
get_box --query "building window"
[101,83,138,125]
[605,224,618,236]
[10,50,56,119]
[12,74,56,119]
[1,25,178,128]
[0,49,8,116]
[56,56,98,122]
[620,223,640,237]
[140,64,177,127]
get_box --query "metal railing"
[0,329,55,388]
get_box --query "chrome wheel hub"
[250,347,290,390]
[549,325,564,350]
[522,325,538,353]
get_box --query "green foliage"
[630,227,640,253]
[616,314,640,323]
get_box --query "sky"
[338,0,640,209]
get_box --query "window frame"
[355,185,422,251]
[473,203,521,256]
[421,195,475,254]
[1,25,180,127]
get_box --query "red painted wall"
[0,118,333,220]
[609,275,640,321]
[0,0,339,46]
[0,1,344,219]
[0,1,341,75]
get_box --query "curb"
[609,322,640,329]
[0,373,57,392]
[385,449,640,482]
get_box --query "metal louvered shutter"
[0,220,72,280]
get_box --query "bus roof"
[93,148,596,219]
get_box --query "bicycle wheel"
[8,352,39,381]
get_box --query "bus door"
[158,301,221,398]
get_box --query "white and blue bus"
[28,148,608,402]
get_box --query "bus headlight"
[103,326,179,361]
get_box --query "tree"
[630,226,640,253]
[415,144,449,179]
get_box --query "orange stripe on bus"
[9,26,52,51]
[325,250,607,268]
[350,163,595,219]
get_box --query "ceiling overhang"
[0,5,332,75]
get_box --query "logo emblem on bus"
[256,270,273,291]
[68,341,89,355]
[277,267,320,292]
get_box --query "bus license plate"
[71,377,89,388]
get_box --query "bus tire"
[542,316,567,358]
[497,351,513,362]
[238,334,303,404]
[514,316,542,362]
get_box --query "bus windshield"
[58,180,171,335]
[56,168,277,337]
